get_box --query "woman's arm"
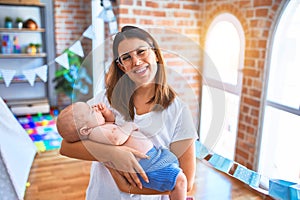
[60,139,149,187]
[170,138,196,192]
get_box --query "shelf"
[0,77,45,84]
[0,2,45,7]
[0,0,55,106]
[0,28,45,33]
[0,53,46,58]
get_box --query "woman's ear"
[118,63,127,72]
[79,126,92,136]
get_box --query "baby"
[56,101,187,200]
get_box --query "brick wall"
[54,0,91,55]
[53,0,285,170]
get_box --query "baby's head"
[56,102,105,142]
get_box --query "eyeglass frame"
[116,46,154,67]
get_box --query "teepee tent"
[0,97,36,199]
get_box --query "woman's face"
[117,38,158,86]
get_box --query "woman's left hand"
[105,161,145,189]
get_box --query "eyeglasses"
[116,46,153,67]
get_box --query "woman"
[60,25,198,200]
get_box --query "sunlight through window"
[259,0,300,185]
[200,13,244,160]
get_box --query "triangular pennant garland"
[22,69,36,86]
[98,8,106,20]
[55,53,69,69]
[1,69,16,87]
[102,0,112,8]
[69,40,84,57]
[83,25,95,40]
[109,20,118,35]
[0,0,119,88]
[98,0,115,23]
[103,9,116,22]
[35,65,48,82]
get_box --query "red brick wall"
[53,0,285,170]
[54,0,91,55]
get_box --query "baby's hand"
[92,103,107,113]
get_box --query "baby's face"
[77,103,106,128]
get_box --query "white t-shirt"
[86,91,198,200]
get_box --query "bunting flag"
[196,140,300,199]
[208,153,233,173]
[102,0,112,8]
[109,20,118,35]
[0,69,16,87]
[83,25,95,40]
[69,40,84,57]
[269,179,298,200]
[232,164,261,187]
[55,53,69,70]
[98,0,116,22]
[0,0,118,88]
[22,69,36,86]
[35,65,48,82]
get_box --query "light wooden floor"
[24,150,273,200]
[24,150,91,200]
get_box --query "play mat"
[17,113,62,152]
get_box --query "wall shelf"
[0,2,45,7]
[0,53,46,58]
[0,0,56,108]
[0,28,45,33]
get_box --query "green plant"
[5,16,13,22]
[52,49,92,99]
[15,17,23,23]
[35,43,42,48]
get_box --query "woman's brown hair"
[106,26,176,120]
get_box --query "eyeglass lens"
[118,46,151,66]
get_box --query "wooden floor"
[24,150,91,200]
[24,150,273,200]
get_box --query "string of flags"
[196,140,300,200]
[0,65,48,87]
[0,0,117,87]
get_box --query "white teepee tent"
[0,97,36,199]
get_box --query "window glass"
[205,20,241,85]
[267,2,300,109]
[259,0,300,187]
[200,13,244,159]
[259,106,300,183]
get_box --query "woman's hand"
[60,139,149,189]
[107,145,149,189]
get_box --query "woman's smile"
[133,66,148,74]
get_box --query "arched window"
[258,0,300,184]
[200,13,244,159]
